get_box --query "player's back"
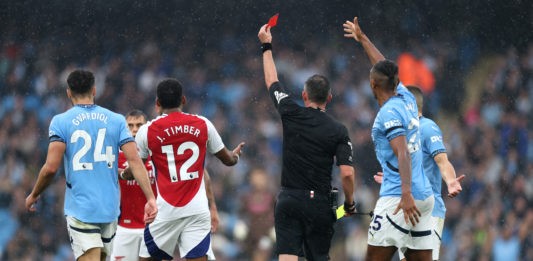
[49,104,133,223]
[420,116,447,218]
[139,112,212,220]
[372,84,432,200]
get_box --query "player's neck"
[71,97,94,106]
[377,91,394,106]
[161,107,183,114]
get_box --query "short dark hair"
[304,74,330,103]
[371,60,399,91]
[156,78,183,109]
[406,85,424,112]
[67,70,95,95]
[126,109,147,121]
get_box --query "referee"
[258,24,356,261]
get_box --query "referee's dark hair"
[304,74,330,104]
[67,70,95,96]
[371,60,399,92]
[157,78,183,109]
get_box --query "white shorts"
[111,226,144,261]
[66,216,117,260]
[139,212,215,260]
[367,196,434,251]
[398,216,444,260]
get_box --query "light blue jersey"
[49,104,134,223]
[371,84,432,200]
[420,116,447,218]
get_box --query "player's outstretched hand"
[394,193,421,226]
[373,171,384,184]
[343,17,365,42]
[232,142,245,159]
[25,194,39,212]
[447,174,465,198]
[144,198,158,224]
[258,24,272,44]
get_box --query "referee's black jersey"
[269,81,353,193]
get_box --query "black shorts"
[274,188,336,261]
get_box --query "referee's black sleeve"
[268,81,300,116]
[335,125,353,166]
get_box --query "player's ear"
[92,85,96,97]
[181,95,187,107]
[326,93,332,104]
[66,88,72,99]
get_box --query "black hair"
[126,109,147,120]
[371,60,399,91]
[156,78,183,109]
[67,70,95,95]
[304,74,330,103]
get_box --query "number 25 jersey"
[135,112,225,220]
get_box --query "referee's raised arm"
[258,24,278,89]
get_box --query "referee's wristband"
[261,43,272,53]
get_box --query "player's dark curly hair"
[157,78,183,109]
[67,70,95,95]
[371,60,399,92]
[304,74,330,104]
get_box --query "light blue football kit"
[371,83,433,200]
[49,104,133,223]
[419,116,447,218]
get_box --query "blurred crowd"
[0,1,532,261]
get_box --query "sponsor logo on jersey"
[384,119,402,129]
[430,135,442,143]
[274,91,288,104]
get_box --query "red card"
[268,13,279,27]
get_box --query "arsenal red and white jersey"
[135,112,224,220]
[117,151,157,228]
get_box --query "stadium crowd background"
[0,1,531,260]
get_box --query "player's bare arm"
[214,142,245,166]
[204,170,219,233]
[122,141,158,223]
[258,24,279,89]
[389,136,421,226]
[343,17,386,66]
[434,153,465,198]
[340,165,356,216]
[25,141,66,211]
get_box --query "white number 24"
[161,141,200,183]
[71,128,115,171]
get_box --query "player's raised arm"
[258,24,279,89]
[121,141,157,223]
[343,17,385,66]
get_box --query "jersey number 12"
[161,141,200,182]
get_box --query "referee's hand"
[258,24,272,44]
